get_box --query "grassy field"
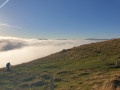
[1,39,120,90]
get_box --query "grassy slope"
[1,39,120,90]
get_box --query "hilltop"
[1,38,120,90]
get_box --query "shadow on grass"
[79,73,89,76]
[110,66,120,69]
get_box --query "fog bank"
[0,36,102,68]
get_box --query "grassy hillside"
[1,39,120,90]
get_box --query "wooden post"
[50,76,54,90]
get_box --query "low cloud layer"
[0,36,102,68]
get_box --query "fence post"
[50,76,54,90]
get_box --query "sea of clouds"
[0,36,102,68]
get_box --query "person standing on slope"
[6,62,11,72]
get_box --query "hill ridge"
[1,38,120,90]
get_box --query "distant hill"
[1,38,120,90]
[38,38,48,40]
[86,38,111,41]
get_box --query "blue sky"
[0,0,120,39]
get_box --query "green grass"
[1,38,120,90]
